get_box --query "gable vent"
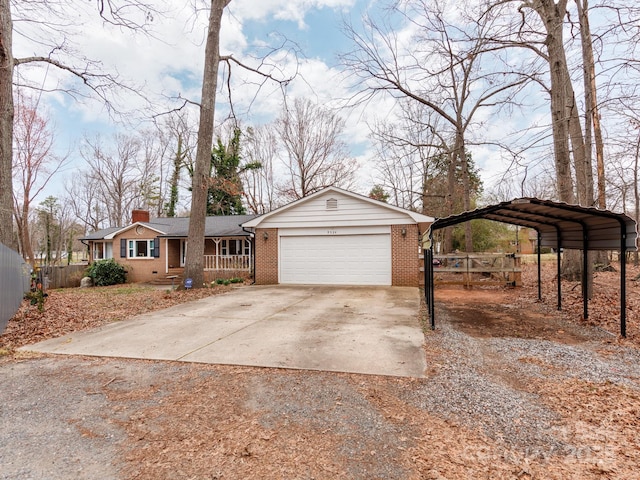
[326,198,338,210]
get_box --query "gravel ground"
[1,285,640,479]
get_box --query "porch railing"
[203,254,251,271]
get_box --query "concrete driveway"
[22,285,427,378]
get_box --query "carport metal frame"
[424,198,637,337]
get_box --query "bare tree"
[80,133,147,227]
[64,174,108,232]
[276,97,357,201]
[155,110,197,217]
[369,101,453,213]
[342,0,528,251]
[11,92,65,265]
[1,0,156,247]
[241,124,280,214]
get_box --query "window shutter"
[120,239,127,258]
[153,237,160,258]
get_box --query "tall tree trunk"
[532,0,589,284]
[537,0,574,204]
[0,0,14,247]
[444,150,456,253]
[184,0,230,288]
[576,0,606,209]
[568,89,594,206]
[577,0,606,285]
[634,134,640,266]
[19,205,35,265]
[456,133,473,252]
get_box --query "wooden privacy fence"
[37,265,87,289]
[432,253,522,287]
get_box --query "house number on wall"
[327,230,337,235]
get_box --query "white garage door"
[280,234,391,285]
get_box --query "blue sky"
[15,0,387,199]
[13,0,554,206]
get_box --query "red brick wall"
[111,231,165,283]
[391,224,420,287]
[254,228,279,284]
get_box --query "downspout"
[80,239,90,263]
[242,226,256,285]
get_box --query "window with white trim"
[128,239,155,258]
[221,239,251,256]
[93,241,113,260]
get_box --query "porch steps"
[150,268,184,286]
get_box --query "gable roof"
[81,214,257,241]
[241,186,434,229]
[81,227,122,241]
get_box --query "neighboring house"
[82,211,256,284]
[242,187,434,287]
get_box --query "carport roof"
[425,197,638,337]
[431,198,637,251]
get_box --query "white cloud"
[230,0,355,28]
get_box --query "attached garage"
[242,187,434,287]
[279,227,392,285]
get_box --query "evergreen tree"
[207,128,261,215]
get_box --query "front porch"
[203,254,251,271]
[156,237,252,285]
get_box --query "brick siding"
[110,233,165,283]
[391,224,420,287]
[254,228,279,285]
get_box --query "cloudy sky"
[12,0,541,203]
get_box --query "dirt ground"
[1,264,640,479]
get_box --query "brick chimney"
[131,209,150,224]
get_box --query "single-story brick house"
[241,187,434,286]
[82,211,256,284]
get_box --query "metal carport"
[424,198,638,337]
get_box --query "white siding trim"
[278,226,390,237]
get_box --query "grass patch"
[105,286,153,295]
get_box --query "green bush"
[87,259,127,286]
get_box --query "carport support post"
[556,230,562,311]
[620,222,627,338]
[537,230,542,301]
[430,248,435,328]
[428,231,436,329]
[582,229,589,320]
[424,248,430,308]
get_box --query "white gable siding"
[258,191,415,228]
